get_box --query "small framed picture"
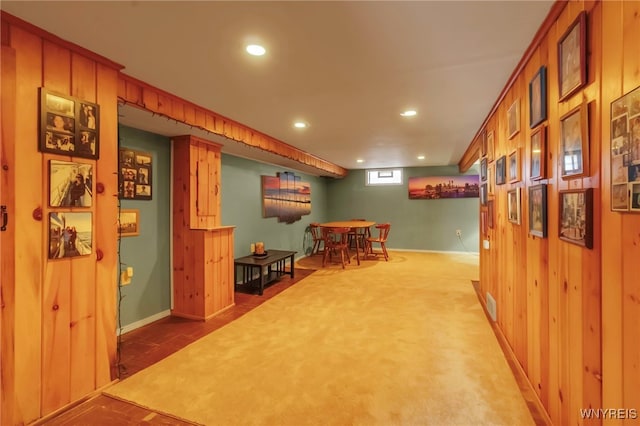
[49,160,93,207]
[507,99,520,139]
[611,183,629,212]
[496,155,507,185]
[486,130,495,162]
[481,210,488,236]
[529,66,547,128]
[39,88,100,159]
[560,104,589,179]
[530,126,547,180]
[119,148,153,200]
[529,184,547,238]
[487,199,495,229]
[487,164,495,195]
[559,188,593,249]
[480,183,488,206]
[508,148,521,183]
[558,11,587,102]
[480,129,488,158]
[507,188,521,225]
[632,183,640,212]
[118,209,140,237]
[480,158,488,181]
[48,212,92,259]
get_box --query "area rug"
[104,251,533,426]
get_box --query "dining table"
[319,221,376,265]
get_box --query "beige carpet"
[104,251,533,426]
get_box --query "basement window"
[366,169,403,186]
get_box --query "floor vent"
[486,292,497,322]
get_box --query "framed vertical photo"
[49,160,93,207]
[39,88,100,159]
[118,209,140,237]
[559,188,593,248]
[507,99,521,139]
[508,148,521,183]
[119,148,153,200]
[487,199,494,229]
[480,183,488,206]
[496,155,507,185]
[507,188,521,225]
[480,129,488,158]
[611,183,629,212]
[480,157,488,181]
[560,104,589,179]
[486,130,495,162]
[529,184,547,238]
[558,11,587,102]
[530,126,547,180]
[529,66,547,128]
[481,210,488,236]
[487,164,495,195]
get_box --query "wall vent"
[486,291,497,322]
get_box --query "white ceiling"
[2,1,553,177]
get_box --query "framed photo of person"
[529,66,547,128]
[560,104,589,179]
[507,188,521,225]
[119,148,153,200]
[559,188,593,248]
[48,160,93,207]
[39,88,100,159]
[528,184,547,238]
[48,212,92,259]
[558,11,587,102]
[530,125,546,180]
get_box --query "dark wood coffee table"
[234,249,296,295]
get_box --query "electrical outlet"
[456,229,462,237]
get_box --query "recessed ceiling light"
[293,121,308,129]
[246,44,266,56]
[417,155,425,160]
[356,159,364,163]
[400,110,417,117]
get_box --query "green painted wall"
[221,154,330,258]
[326,166,480,253]
[118,126,172,327]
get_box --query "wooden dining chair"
[309,223,324,255]
[347,218,370,252]
[322,227,351,268]
[365,223,391,261]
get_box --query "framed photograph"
[486,130,495,162]
[529,66,547,128]
[487,199,494,229]
[480,158,488,181]
[39,88,100,159]
[559,188,593,248]
[610,85,640,211]
[48,212,92,259]
[481,210,488,236]
[507,188,521,225]
[480,183,488,206]
[118,209,140,237]
[49,160,93,207]
[529,184,547,238]
[487,164,495,195]
[119,148,153,200]
[496,155,507,185]
[530,126,547,180]
[408,175,479,200]
[558,11,587,102]
[480,130,488,158]
[508,148,521,183]
[632,183,640,212]
[560,104,589,179]
[507,99,520,139]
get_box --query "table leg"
[355,233,361,265]
[259,265,266,295]
[290,254,295,278]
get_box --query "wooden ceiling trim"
[118,73,348,178]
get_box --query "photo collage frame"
[119,148,153,200]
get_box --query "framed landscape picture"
[529,184,547,238]
[118,209,140,237]
[529,66,547,128]
[560,104,589,179]
[558,11,587,102]
[559,188,593,248]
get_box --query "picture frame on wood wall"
[528,184,547,238]
[560,104,589,179]
[487,164,495,195]
[496,155,507,185]
[530,125,546,181]
[480,183,488,206]
[487,199,495,229]
[559,188,593,249]
[529,66,547,128]
[507,99,520,139]
[480,157,488,181]
[507,188,521,225]
[48,212,92,259]
[508,148,521,183]
[487,130,495,162]
[480,129,488,158]
[39,88,100,159]
[610,85,640,212]
[558,11,587,102]
[48,159,93,207]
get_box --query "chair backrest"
[375,223,391,241]
[310,223,322,241]
[322,227,350,246]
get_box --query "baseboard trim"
[119,310,171,335]
[388,248,480,255]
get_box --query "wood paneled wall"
[473,1,640,425]
[1,12,120,425]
